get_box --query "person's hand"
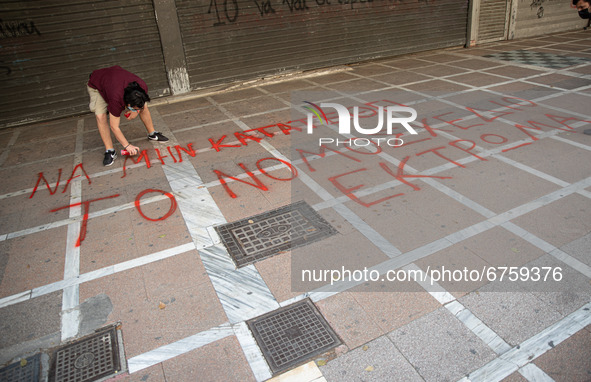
[124,112,141,120]
[126,144,140,156]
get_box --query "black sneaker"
[103,149,116,166]
[148,132,169,142]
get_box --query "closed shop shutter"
[176,0,470,89]
[513,0,586,38]
[0,0,169,128]
[477,0,508,42]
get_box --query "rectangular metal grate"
[215,200,337,267]
[0,354,40,382]
[247,299,341,375]
[484,50,591,69]
[51,327,121,382]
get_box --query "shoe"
[103,149,116,166]
[148,132,169,142]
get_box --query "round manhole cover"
[74,352,95,369]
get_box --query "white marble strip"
[165,163,227,248]
[502,222,591,279]
[0,242,196,309]
[458,301,591,382]
[402,263,455,304]
[199,245,280,323]
[232,322,273,382]
[61,119,84,341]
[0,291,31,309]
[550,134,591,151]
[126,323,234,373]
[518,363,556,382]
[445,300,512,355]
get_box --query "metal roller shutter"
[0,0,169,128]
[513,0,586,38]
[477,0,508,42]
[176,0,470,89]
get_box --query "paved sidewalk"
[1,29,591,382]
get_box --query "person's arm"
[109,113,140,155]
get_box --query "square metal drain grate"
[51,326,123,382]
[247,298,341,375]
[215,200,337,267]
[484,50,591,69]
[0,354,40,382]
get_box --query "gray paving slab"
[0,291,62,354]
[459,282,564,346]
[560,232,591,267]
[320,336,424,382]
[519,254,591,316]
[388,307,497,382]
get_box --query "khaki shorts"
[87,86,108,115]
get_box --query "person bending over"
[87,65,169,166]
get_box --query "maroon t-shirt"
[88,66,148,117]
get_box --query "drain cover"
[51,326,122,382]
[484,50,591,69]
[215,201,337,267]
[0,354,40,382]
[247,298,341,374]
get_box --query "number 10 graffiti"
[208,0,239,26]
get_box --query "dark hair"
[573,0,589,5]
[123,81,151,108]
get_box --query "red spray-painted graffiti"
[26,95,591,246]
[207,96,590,202]
[46,189,177,247]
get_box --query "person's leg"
[96,113,114,150]
[88,85,116,165]
[139,104,168,141]
[138,103,155,135]
[88,86,113,150]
